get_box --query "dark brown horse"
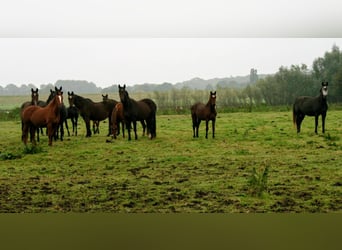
[21,87,64,146]
[20,88,39,142]
[21,88,39,110]
[191,91,217,139]
[293,82,329,134]
[68,91,117,137]
[66,92,79,136]
[118,84,157,140]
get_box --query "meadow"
[0,103,341,212]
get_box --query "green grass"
[0,111,341,212]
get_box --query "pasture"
[0,107,342,212]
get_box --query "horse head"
[321,82,328,97]
[118,84,129,104]
[102,94,109,102]
[209,91,217,107]
[31,88,39,106]
[54,86,64,106]
[67,91,75,107]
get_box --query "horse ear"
[59,86,62,91]
[50,89,53,93]
[123,84,126,89]
[31,88,34,92]
[71,91,74,95]
[36,88,39,92]
[326,82,329,86]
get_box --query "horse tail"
[141,99,157,138]
[292,103,297,127]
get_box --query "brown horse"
[21,87,64,146]
[68,92,117,137]
[191,91,217,139]
[118,85,157,140]
[111,102,125,139]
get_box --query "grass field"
[0,109,341,212]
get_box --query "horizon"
[1,38,341,89]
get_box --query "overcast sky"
[1,1,342,88]
[1,38,342,88]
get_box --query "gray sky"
[1,1,342,88]
[1,38,341,88]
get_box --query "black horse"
[47,87,68,141]
[293,82,328,134]
[68,91,117,137]
[118,84,157,140]
[66,92,79,136]
[191,91,217,139]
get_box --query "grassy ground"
[0,110,341,212]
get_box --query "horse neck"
[47,96,62,114]
[206,98,215,111]
[318,91,327,103]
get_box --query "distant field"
[0,109,341,212]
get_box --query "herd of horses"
[20,82,329,146]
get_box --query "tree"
[312,45,342,102]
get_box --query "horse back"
[294,96,327,116]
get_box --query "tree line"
[145,45,342,113]
[1,45,341,113]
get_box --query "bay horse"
[102,94,124,139]
[293,82,329,134]
[21,87,63,146]
[191,91,217,139]
[111,102,125,139]
[47,88,68,141]
[118,84,157,140]
[67,91,117,137]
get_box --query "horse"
[191,91,217,139]
[118,84,157,140]
[47,88,68,141]
[293,82,329,134]
[21,86,64,146]
[20,88,39,142]
[102,94,125,139]
[111,102,125,139]
[66,92,79,136]
[67,91,117,137]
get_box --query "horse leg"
[322,112,326,133]
[47,124,54,146]
[192,119,196,138]
[314,115,319,134]
[30,126,36,146]
[140,120,146,136]
[212,119,216,138]
[205,120,209,139]
[133,121,138,140]
[22,123,29,146]
[196,120,201,138]
[122,121,125,138]
[84,117,92,137]
[296,114,304,133]
[107,116,112,137]
[75,117,78,136]
[65,119,70,137]
[126,121,132,141]
[60,121,64,141]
